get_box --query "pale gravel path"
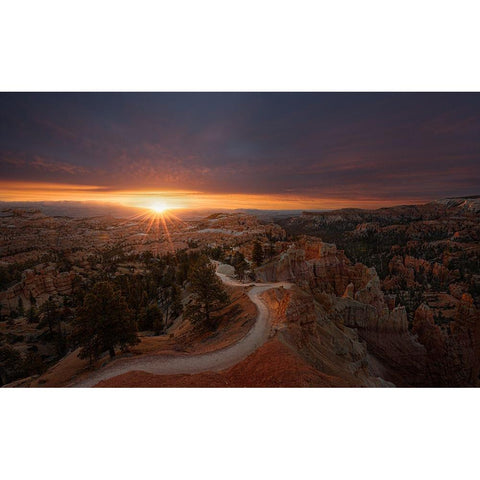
[71,269,291,387]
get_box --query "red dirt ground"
[94,338,349,387]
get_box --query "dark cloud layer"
[1,92,479,202]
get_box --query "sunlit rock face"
[261,286,391,387]
[256,237,379,296]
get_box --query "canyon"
[1,197,479,387]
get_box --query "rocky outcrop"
[342,283,354,299]
[189,213,286,250]
[261,286,391,387]
[412,296,480,386]
[257,238,376,296]
[384,255,451,291]
[435,196,480,214]
[257,238,447,386]
[261,286,317,330]
[0,264,76,314]
[333,294,427,386]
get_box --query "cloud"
[1,154,27,166]
[30,156,89,175]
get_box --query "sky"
[1,92,479,210]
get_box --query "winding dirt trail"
[72,269,291,387]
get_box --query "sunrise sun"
[149,202,169,214]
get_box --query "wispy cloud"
[1,154,27,166]
[30,156,89,175]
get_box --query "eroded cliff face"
[383,254,451,291]
[0,264,77,314]
[412,295,480,386]
[261,286,391,387]
[257,237,480,386]
[256,239,370,295]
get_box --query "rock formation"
[0,264,76,314]
[257,236,479,386]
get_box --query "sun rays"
[124,205,186,254]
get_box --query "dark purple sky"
[1,92,479,207]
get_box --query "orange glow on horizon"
[0,181,427,211]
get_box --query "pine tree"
[266,242,276,259]
[17,297,24,317]
[252,241,264,267]
[39,298,58,335]
[27,306,39,324]
[140,303,164,334]
[185,256,229,329]
[73,281,139,362]
[0,345,23,385]
[232,251,248,277]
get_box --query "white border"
[2,389,480,480]
[1,1,480,91]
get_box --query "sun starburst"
[123,203,185,255]
[149,202,168,214]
